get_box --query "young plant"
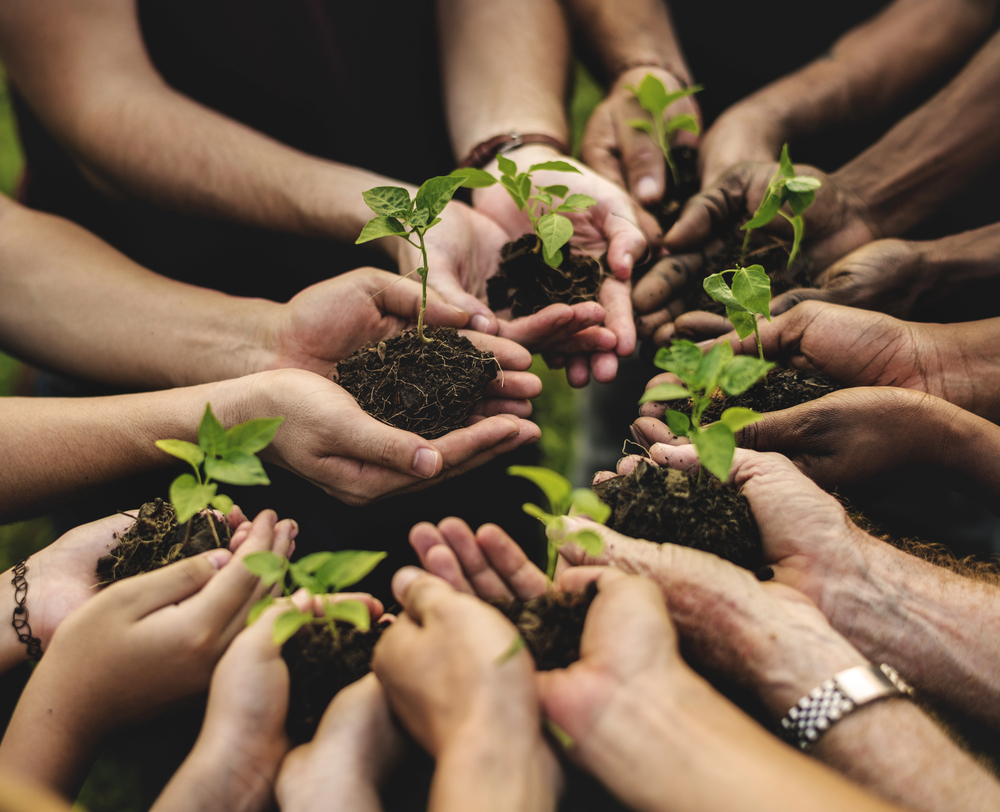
[355,175,467,343]
[703,264,772,360]
[625,73,702,187]
[638,341,772,482]
[243,549,387,645]
[155,404,284,531]
[452,157,596,269]
[740,144,822,268]
[508,465,608,579]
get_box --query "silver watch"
[779,663,914,751]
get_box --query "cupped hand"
[664,160,877,272]
[632,251,703,345]
[697,103,785,188]
[581,66,701,206]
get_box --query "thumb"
[343,405,445,480]
[375,273,471,330]
[664,172,747,253]
[601,204,649,280]
[427,272,498,335]
[115,548,231,617]
[770,286,831,316]
[734,411,795,453]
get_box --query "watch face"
[834,664,896,704]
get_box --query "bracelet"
[457,132,570,170]
[11,558,42,661]
[613,59,690,88]
[779,663,913,751]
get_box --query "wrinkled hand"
[631,251,703,345]
[581,66,701,206]
[665,160,877,272]
[697,103,785,188]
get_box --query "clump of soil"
[96,498,228,585]
[487,233,608,317]
[492,582,597,670]
[283,622,387,744]
[653,146,700,233]
[336,327,497,439]
[596,461,762,571]
[695,368,845,424]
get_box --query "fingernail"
[392,566,423,601]
[289,520,299,540]
[207,550,230,570]
[412,447,440,478]
[696,338,716,349]
[630,424,650,448]
[621,252,633,270]
[636,177,659,201]
[470,314,490,333]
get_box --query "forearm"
[438,0,570,161]
[833,27,1000,237]
[917,221,1000,297]
[562,0,692,83]
[152,741,274,812]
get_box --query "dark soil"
[492,582,597,670]
[336,327,497,439]
[596,461,762,571]
[695,368,845,424]
[283,621,388,744]
[96,498,228,585]
[488,233,608,317]
[653,146,700,233]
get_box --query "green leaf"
[777,143,795,178]
[518,173,531,203]
[198,403,228,457]
[414,175,466,220]
[561,193,596,210]
[273,608,312,646]
[666,113,700,136]
[243,551,288,587]
[324,599,371,632]
[542,244,563,269]
[568,488,611,524]
[632,73,670,115]
[785,188,815,218]
[564,529,604,557]
[785,176,821,193]
[719,407,764,434]
[536,212,574,259]
[508,465,573,514]
[693,341,733,393]
[727,309,757,341]
[536,192,553,208]
[500,173,527,210]
[690,423,736,482]
[291,551,337,575]
[361,186,412,217]
[497,154,518,177]
[523,502,557,526]
[246,594,274,626]
[703,273,744,311]
[731,265,772,318]
[210,494,234,513]
[662,84,703,107]
[626,118,655,135]
[527,160,581,174]
[450,167,498,188]
[653,340,703,381]
[539,184,569,198]
[742,191,783,231]
[665,409,692,437]
[225,416,284,455]
[409,208,430,228]
[718,356,774,395]
[154,439,205,471]
[638,382,690,404]
[782,211,806,267]
[170,474,217,524]
[315,550,388,592]
[356,215,406,244]
[205,449,270,487]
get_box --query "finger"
[472,397,533,418]
[537,325,618,356]
[340,403,447,480]
[566,354,592,388]
[430,517,514,600]
[226,505,248,531]
[601,277,636,357]
[592,470,618,486]
[632,254,698,315]
[553,565,609,594]
[460,331,533,371]
[602,206,649,280]
[115,547,232,618]
[309,593,385,624]
[228,520,253,552]
[390,567,457,624]
[671,310,733,341]
[371,270,471,331]
[636,308,672,341]
[770,286,831,316]
[409,521,477,595]
[617,114,666,205]
[632,416,681,448]
[482,370,543,401]
[495,303,607,352]
[649,442,701,471]
[589,351,620,384]
[664,175,746,253]
[581,107,628,189]
[427,275,498,336]
[476,524,549,600]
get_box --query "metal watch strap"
[779,663,914,751]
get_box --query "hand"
[581,66,701,206]
[242,355,542,506]
[631,251,703,346]
[697,103,785,188]
[664,160,878,272]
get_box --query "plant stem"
[752,319,764,361]
[656,117,679,186]
[414,229,432,344]
[740,229,752,265]
[546,540,558,581]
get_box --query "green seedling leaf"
[653,341,703,381]
[542,244,563,270]
[414,175,466,220]
[497,154,517,177]
[781,212,806,267]
[785,189,815,218]
[528,160,581,174]
[693,341,733,394]
[500,174,527,210]
[450,167,498,188]
[246,594,274,626]
[564,529,604,558]
[665,409,692,437]
[170,474,217,524]
[730,265,772,319]
[205,449,270,487]
[409,208,430,229]
[496,634,526,665]
[539,184,569,198]
[517,173,531,202]
[211,494,234,513]
[225,416,285,455]
[154,439,205,471]
[243,551,288,587]
[537,213,574,258]
[703,274,743,311]
[569,488,612,524]
[361,186,412,218]
[662,84,703,107]
[638,382,690,405]
[545,718,575,750]
[785,176,821,193]
[719,407,763,434]
[508,465,573,514]
[291,551,337,575]
[523,502,557,526]
[560,193,596,210]
[356,215,406,244]
[324,599,371,632]
[777,143,795,178]
[718,356,774,395]
[626,118,654,135]
[690,423,736,483]
[632,73,670,114]
[742,192,783,231]
[537,192,553,208]
[273,608,312,646]
[198,403,228,458]
[727,310,757,341]
[666,113,700,136]
[315,550,388,592]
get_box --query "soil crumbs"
[698,368,845,423]
[337,327,497,439]
[96,498,226,585]
[596,462,762,571]
[488,233,607,317]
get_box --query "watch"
[779,663,914,751]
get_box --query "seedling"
[508,465,608,579]
[639,341,772,481]
[625,73,702,186]
[740,144,821,268]
[356,176,467,343]
[155,404,284,535]
[243,549,387,645]
[703,265,771,360]
[452,158,596,269]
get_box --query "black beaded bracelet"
[12,558,42,660]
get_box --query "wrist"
[157,736,276,812]
[0,569,30,675]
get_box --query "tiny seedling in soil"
[243,548,387,742]
[740,144,821,269]
[703,264,771,360]
[452,158,607,317]
[507,465,608,579]
[96,404,283,584]
[639,341,772,482]
[626,73,701,189]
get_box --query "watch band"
[779,663,914,751]
[457,132,569,170]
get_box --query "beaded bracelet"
[11,558,42,660]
